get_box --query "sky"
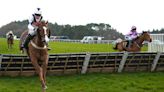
[0,0,164,34]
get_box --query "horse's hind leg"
[10,44,12,49]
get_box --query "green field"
[0,38,148,54]
[1,38,157,92]
[0,72,164,92]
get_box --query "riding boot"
[23,34,34,49]
[126,40,129,48]
[128,40,132,48]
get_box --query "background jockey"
[23,8,50,50]
[125,26,138,48]
[6,30,14,38]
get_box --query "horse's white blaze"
[45,35,49,42]
[43,26,49,42]
[43,26,47,35]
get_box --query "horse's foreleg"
[31,60,46,90]
[41,61,48,92]
[42,59,48,89]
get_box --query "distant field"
[0,72,164,92]
[0,38,148,54]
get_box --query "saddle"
[122,41,128,48]
[122,40,135,48]
[19,30,28,50]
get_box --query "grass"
[0,38,148,54]
[0,38,154,92]
[0,72,164,92]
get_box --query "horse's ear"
[142,31,147,33]
[48,29,51,38]
[45,21,48,26]
[45,21,48,24]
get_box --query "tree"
[0,21,124,39]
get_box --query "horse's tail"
[113,43,118,50]
[112,38,122,50]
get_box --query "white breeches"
[125,36,132,40]
[28,24,37,36]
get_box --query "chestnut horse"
[7,34,14,49]
[113,32,152,52]
[20,21,50,92]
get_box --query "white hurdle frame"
[148,34,164,52]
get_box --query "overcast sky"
[0,0,164,34]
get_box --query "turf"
[0,38,162,92]
[0,72,164,92]
[0,38,148,54]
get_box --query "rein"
[134,41,141,48]
[133,35,145,48]
[29,21,49,50]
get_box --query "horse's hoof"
[20,50,23,54]
[44,85,48,89]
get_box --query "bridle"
[133,32,151,49]
[30,23,49,50]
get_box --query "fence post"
[0,54,2,69]
[118,52,128,73]
[81,53,91,74]
[151,52,161,72]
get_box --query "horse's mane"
[37,20,48,27]
[134,36,139,41]
[134,31,148,41]
[142,31,148,34]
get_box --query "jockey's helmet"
[9,31,13,34]
[131,26,137,31]
[34,8,42,16]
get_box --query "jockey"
[23,8,51,50]
[6,30,14,38]
[125,26,138,48]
